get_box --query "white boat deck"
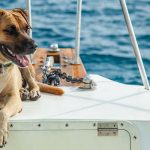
[11,74,150,122]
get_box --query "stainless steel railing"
[26,0,33,63]
[26,0,32,37]
[74,0,82,64]
[120,0,149,90]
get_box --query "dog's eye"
[25,25,31,33]
[4,25,18,35]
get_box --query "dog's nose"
[26,40,37,50]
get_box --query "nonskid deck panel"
[10,74,150,121]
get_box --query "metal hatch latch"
[97,122,118,136]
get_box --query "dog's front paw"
[0,110,8,148]
[20,88,29,101]
[29,88,41,101]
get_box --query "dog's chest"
[0,74,10,93]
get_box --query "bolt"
[10,124,13,127]
[38,124,41,127]
[120,123,124,126]
[93,123,96,127]
[65,123,69,127]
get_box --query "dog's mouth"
[0,45,29,67]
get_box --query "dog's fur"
[0,8,64,147]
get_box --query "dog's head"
[0,8,37,67]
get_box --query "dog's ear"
[12,8,29,24]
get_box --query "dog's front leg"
[20,66,41,100]
[0,93,22,148]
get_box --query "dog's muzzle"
[0,44,30,68]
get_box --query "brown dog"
[0,8,64,147]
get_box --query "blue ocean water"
[0,0,150,85]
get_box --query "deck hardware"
[97,122,118,136]
[62,56,75,65]
[42,69,60,86]
[93,123,96,127]
[49,43,60,52]
[79,76,96,89]
[65,123,69,127]
[44,57,54,68]
[38,124,41,127]
[42,69,96,89]
[42,56,55,84]
[42,69,82,86]
[120,123,124,127]
[63,59,74,65]
[10,124,13,128]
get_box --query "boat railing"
[26,0,33,62]
[75,0,82,64]
[26,0,32,37]
[26,0,150,90]
[120,0,149,90]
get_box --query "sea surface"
[1,0,150,85]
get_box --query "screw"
[10,124,13,127]
[65,123,69,127]
[93,123,96,127]
[38,124,41,127]
[133,136,137,140]
[120,123,124,126]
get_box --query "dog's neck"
[0,62,13,74]
[0,53,13,74]
[0,45,13,74]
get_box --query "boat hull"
[4,74,150,150]
[4,120,140,150]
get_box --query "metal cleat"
[49,43,60,52]
[63,59,74,65]
[42,56,54,71]
[44,57,54,68]
[79,76,96,89]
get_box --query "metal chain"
[43,69,83,86]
